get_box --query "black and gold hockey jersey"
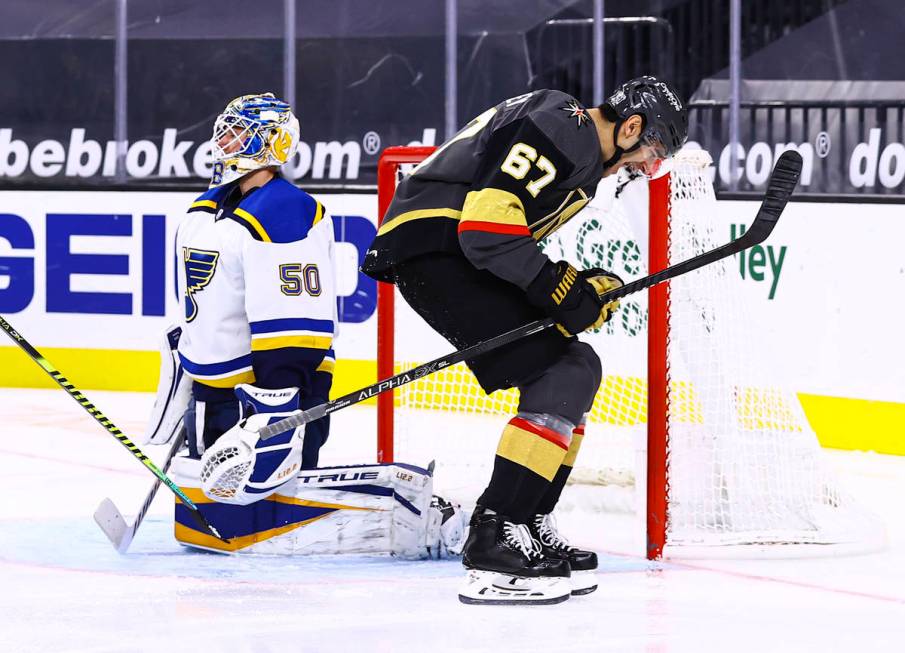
[362,90,604,289]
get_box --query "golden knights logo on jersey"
[183,247,219,322]
[560,100,590,128]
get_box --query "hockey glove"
[199,384,305,505]
[579,267,624,327]
[526,260,605,336]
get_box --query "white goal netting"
[383,149,885,558]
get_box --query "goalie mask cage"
[375,145,885,560]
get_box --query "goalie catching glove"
[199,384,305,505]
[526,260,623,336]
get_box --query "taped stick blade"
[744,150,803,245]
[761,150,803,218]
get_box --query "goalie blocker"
[170,457,466,558]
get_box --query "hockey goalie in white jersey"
[145,93,464,558]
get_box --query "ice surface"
[1,388,903,653]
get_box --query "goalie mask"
[209,93,300,188]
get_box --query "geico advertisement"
[0,191,379,358]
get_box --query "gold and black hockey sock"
[535,422,585,515]
[476,416,570,523]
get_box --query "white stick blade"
[93,498,132,553]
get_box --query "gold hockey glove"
[526,260,605,336]
[579,267,624,328]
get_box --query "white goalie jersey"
[175,176,337,390]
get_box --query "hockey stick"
[0,316,229,545]
[259,150,803,440]
[93,427,185,553]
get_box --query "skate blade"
[458,570,571,605]
[570,569,598,596]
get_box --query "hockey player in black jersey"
[362,76,688,604]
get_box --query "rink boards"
[0,189,902,454]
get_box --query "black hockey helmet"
[600,75,688,169]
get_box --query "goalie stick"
[0,316,229,545]
[258,150,803,441]
[93,428,185,553]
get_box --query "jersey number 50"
[501,143,557,197]
[280,263,321,297]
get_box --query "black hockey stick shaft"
[259,150,803,439]
[0,316,229,544]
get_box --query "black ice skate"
[529,513,598,595]
[458,507,571,605]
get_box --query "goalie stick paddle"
[0,316,229,545]
[94,428,185,553]
[256,150,803,440]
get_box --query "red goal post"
[375,146,438,464]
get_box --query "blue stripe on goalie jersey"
[226,178,325,243]
[183,248,219,322]
[249,317,335,336]
[178,352,253,377]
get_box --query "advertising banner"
[0,191,380,397]
[2,188,903,452]
[688,107,905,196]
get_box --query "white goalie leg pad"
[429,495,469,557]
[200,385,304,505]
[144,324,192,445]
[293,463,440,559]
[458,571,572,606]
[286,465,465,558]
[173,457,460,558]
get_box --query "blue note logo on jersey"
[183,247,220,322]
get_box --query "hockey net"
[375,146,885,559]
